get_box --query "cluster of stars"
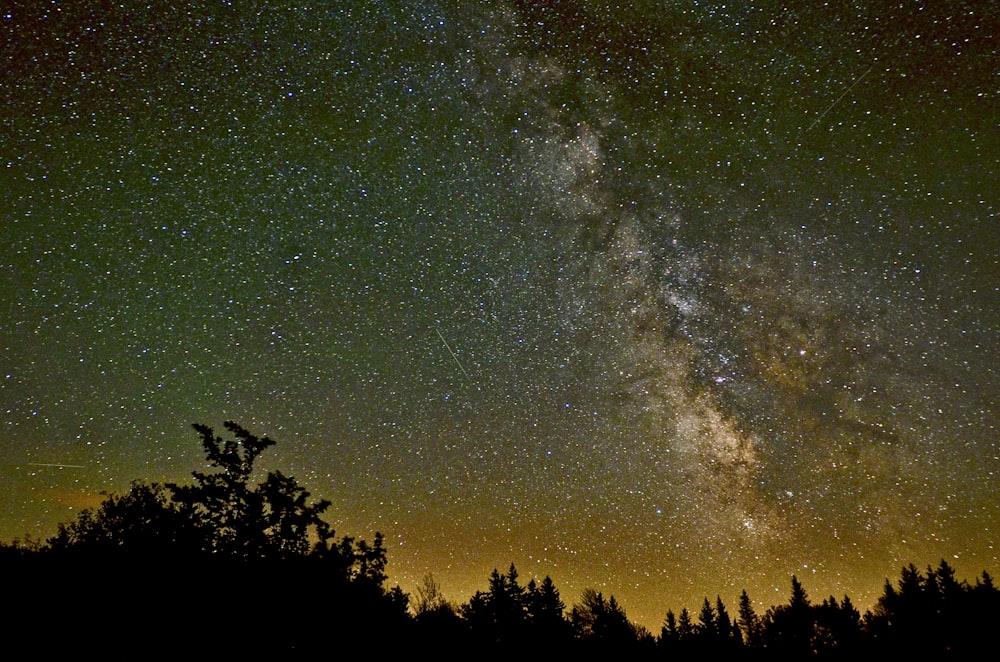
[2,0,996,631]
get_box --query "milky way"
[2,1,997,628]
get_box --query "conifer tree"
[738,589,762,649]
[697,596,717,640]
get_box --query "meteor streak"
[805,64,874,133]
[27,463,85,469]
[435,327,471,380]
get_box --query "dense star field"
[2,1,997,629]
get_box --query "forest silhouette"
[4,422,996,659]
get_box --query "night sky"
[3,1,998,629]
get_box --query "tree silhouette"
[30,421,413,655]
[525,575,572,647]
[763,575,815,656]
[677,606,695,641]
[570,587,604,640]
[689,594,740,656]
[966,570,1000,657]
[869,563,935,655]
[674,606,696,658]
[660,608,678,643]
[166,421,333,560]
[697,596,718,640]
[737,588,763,650]
[414,573,451,616]
[353,531,390,586]
[571,589,639,651]
[48,481,196,557]
[412,574,467,654]
[813,594,863,656]
[461,564,530,650]
[598,595,636,645]
[865,559,999,658]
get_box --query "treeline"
[3,422,996,659]
[410,559,999,660]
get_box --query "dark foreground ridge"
[4,422,997,659]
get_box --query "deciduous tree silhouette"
[412,573,466,654]
[48,481,196,557]
[31,421,411,655]
[414,573,450,616]
[166,421,333,560]
[570,587,604,640]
